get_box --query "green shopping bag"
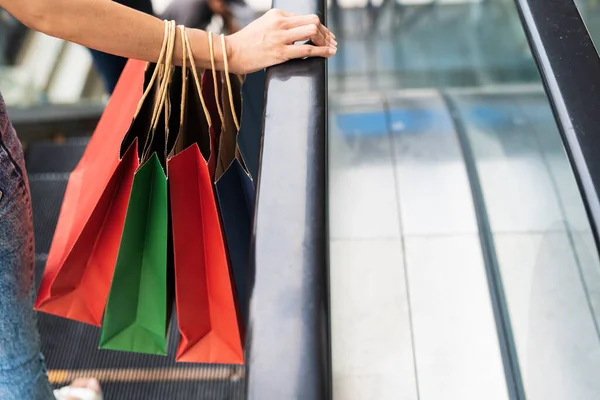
[99,22,180,355]
[98,153,169,355]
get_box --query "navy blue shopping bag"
[214,69,264,328]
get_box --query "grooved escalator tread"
[25,138,89,174]
[29,174,68,255]
[98,379,245,400]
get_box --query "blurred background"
[0,0,273,107]
[5,0,600,398]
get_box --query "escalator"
[10,0,600,399]
[331,85,600,399]
[328,0,600,399]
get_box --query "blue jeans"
[0,96,53,399]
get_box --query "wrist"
[187,28,237,73]
[224,34,240,74]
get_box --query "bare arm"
[0,0,223,69]
[0,0,336,74]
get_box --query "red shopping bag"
[168,33,243,364]
[35,59,161,326]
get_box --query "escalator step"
[38,310,245,399]
[25,138,89,174]
[29,173,68,255]
[98,380,244,400]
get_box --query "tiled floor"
[329,91,507,400]
[453,91,600,400]
[328,88,600,399]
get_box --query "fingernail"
[331,39,338,46]
[329,47,337,55]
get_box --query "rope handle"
[220,33,240,131]
[178,25,188,129]
[141,19,176,163]
[150,20,176,131]
[182,28,212,127]
[208,32,225,127]
[133,20,169,120]
[162,23,189,161]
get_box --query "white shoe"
[53,378,103,400]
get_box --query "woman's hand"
[0,0,335,76]
[226,9,337,74]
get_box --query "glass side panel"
[575,0,600,48]
[328,0,600,399]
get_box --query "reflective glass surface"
[328,1,600,399]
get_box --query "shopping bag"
[236,68,265,181]
[99,22,178,355]
[168,30,243,364]
[35,58,163,326]
[210,33,255,327]
[98,154,169,355]
[215,74,253,327]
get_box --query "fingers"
[283,24,329,47]
[270,9,336,37]
[284,44,335,60]
[261,8,337,66]
[277,10,296,18]
[284,14,320,29]
[281,13,336,44]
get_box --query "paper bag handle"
[208,32,226,128]
[141,19,176,163]
[220,33,240,132]
[183,28,212,127]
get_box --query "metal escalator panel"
[447,88,600,400]
[329,0,600,399]
[329,90,508,399]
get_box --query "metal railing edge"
[245,0,330,399]
[512,0,600,252]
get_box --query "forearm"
[0,0,228,69]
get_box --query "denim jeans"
[0,95,53,399]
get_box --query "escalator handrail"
[514,0,600,251]
[245,0,330,399]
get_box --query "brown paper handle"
[150,20,176,131]
[183,28,212,127]
[165,24,189,161]
[142,19,176,163]
[132,21,170,120]
[208,32,225,127]
[178,25,188,128]
[220,33,240,132]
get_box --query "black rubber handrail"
[514,0,600,252]
[245,0,330,399]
